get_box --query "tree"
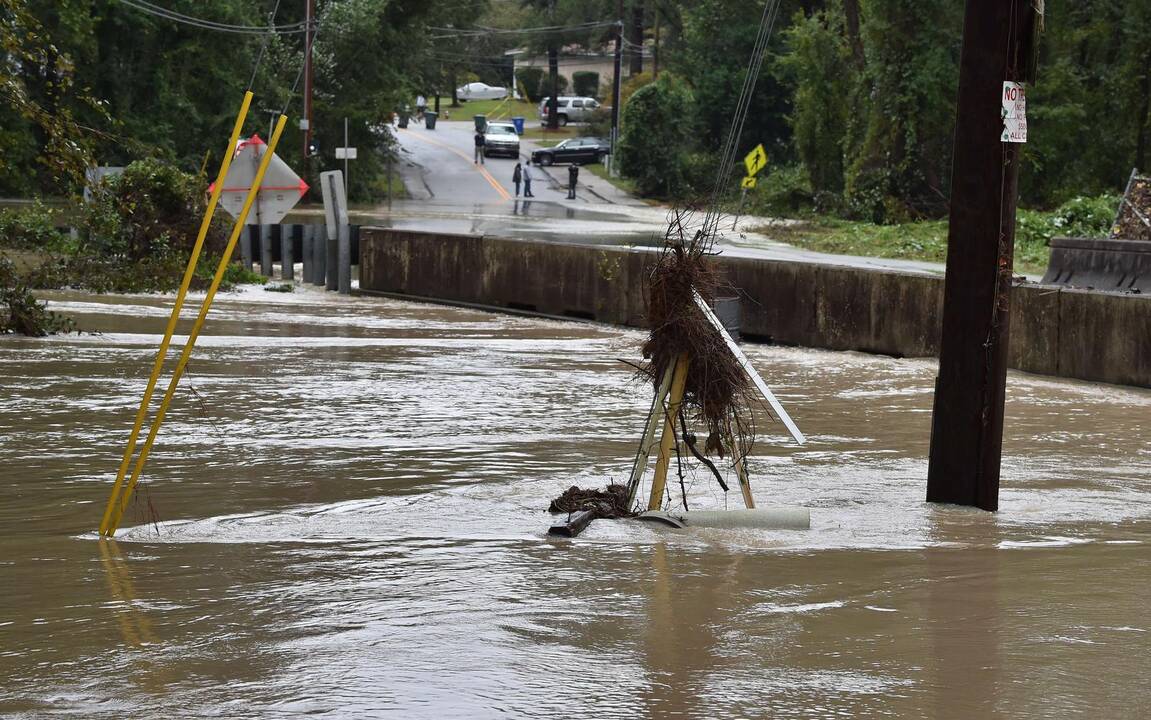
[617,73,693,196]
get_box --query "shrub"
[1015,194,1120,247]
[0,255,75,336]
[0,201,69,252]
[515,68,546,102]
[82,159,229,262]
[539,73,568,101]
[619,71,653,109]
[617,74,695,198]
[572,71,600,98]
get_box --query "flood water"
[1,286,1148,719]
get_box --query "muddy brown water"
[1,287,1148,719]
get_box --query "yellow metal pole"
[98,91,253,537]
[647,354,691,511]
[105,114,289,536]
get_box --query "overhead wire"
[701,0,784,244]
[114,0,307,34]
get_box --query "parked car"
[538,96,601,126]
[530,137,611,166]
[457,82,508,101]
[483,122,521,158]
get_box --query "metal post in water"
[281,224,294,280]
[260,224,273,277]
[325,231,338,291]
[313,223,327,286]
[338,223,351,294]
[241,225,254,270]
[301,224,313,283]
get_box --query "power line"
[113,0,307,35]
[429,19,618,40]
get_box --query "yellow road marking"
[399,127,513,201]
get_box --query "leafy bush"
[82,159,229,262]
[618,74,695,198]
[0,255,75,336]
[1015,194,1120,247]
[515,68,546,103]
[572,71,600,98]
[539,73,568,101]
[619,72,653,109]
[0,201,69,252]
[744,165,816,217]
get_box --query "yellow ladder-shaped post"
[104,113,290,537]
[647,354,691,511]
[99,91,253,537]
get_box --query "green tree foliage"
[82,158,228,261]
[515,67,546,102]
[780,7,855,203]
[671,0,803,162]
[0,0,110,196]
[617,74,694,197]
[846,0,961,221]
[572,70,599,97]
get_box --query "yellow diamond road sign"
[744,143,767,177]
[741,176,757,189]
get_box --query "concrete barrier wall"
[359,229,1151,388]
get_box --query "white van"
[538,96,601,126]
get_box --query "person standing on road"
[416,94,427,122]
[523,164,534,197]
[567,164,579,199]
[474,129,485,164]
[512,163,523,197]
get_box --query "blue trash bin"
[511,116,525,135]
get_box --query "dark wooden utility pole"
[927,0,1038,511]
[610,2,623,158]
[628,0,644,75]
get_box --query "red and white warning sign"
[210,135,309,225]
[1001,81,1027,144]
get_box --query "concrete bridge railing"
[358,229,1151,389]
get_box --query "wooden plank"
[647,355,690,511]
[625,364,675,506]
[691,290,805,445]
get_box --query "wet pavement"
[0,286,1148,718]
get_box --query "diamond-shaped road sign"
[743,143,768,177]
[211,135,308,225]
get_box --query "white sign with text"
[1001,81,1027,143]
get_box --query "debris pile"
[549,484,635,519]
[640,212,755,459]
[1112,172,1151,242]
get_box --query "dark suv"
[530,137,611,166]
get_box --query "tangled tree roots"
[549,484,635,519]
[1114,173,1151,242]
[640,211,755,458]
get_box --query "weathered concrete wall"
[359,229,1151,388]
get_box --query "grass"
[584,162,639,196]
[432,96,536,121]
[748,216,1051,275]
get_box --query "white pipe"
[680,508,810,529]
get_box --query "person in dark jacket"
[512,162,522,197]
[567,164,579,199]
[474,130,485,164]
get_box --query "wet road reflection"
[0,286,1148,718]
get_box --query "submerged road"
[1,287,1149,717]
[285,120,959,278]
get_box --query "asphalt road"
[294,119,959,278]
